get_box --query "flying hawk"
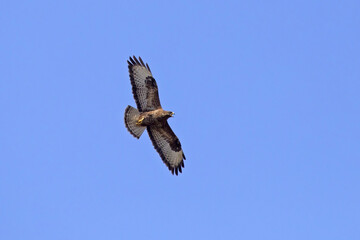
[124,56,186,175]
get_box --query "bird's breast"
[139,110,164,126]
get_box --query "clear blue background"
[1,1,359,239]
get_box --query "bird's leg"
[136,116,144,126]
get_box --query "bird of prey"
[124,56,186,175]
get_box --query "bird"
[124,56,186,175]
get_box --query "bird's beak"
[171,112,175,117]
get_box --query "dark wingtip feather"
[146,63,151,72]
[129,56,136,65]
[139,57,146,67]
[133,56,141,65]
[128,56,151,73]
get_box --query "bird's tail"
[124,105,146,139]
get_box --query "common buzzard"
[124,56,186,175]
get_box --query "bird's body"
[137,109,174,127]
[124,56,186,175]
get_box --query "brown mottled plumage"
[124,56,186,175]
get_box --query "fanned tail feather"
[124,105,146,139]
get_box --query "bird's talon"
[136,117,144,125]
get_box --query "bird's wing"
[147,122,186,175]
[127,56,161,112]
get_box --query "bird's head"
[168,111,175,117]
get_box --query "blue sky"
[1,0,359,239]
